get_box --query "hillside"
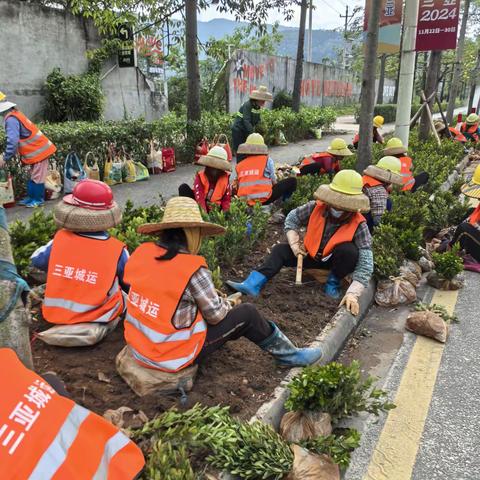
[197,18,344,63]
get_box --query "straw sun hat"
[54,179,122,232]
[196,146,231,172]
[363,156,403,186]
[314,170,370,213]
[237,133,269,155]
[250,86,273,102]
[461,165,480,199]
[138,197,225,236]
[383,137,407,156]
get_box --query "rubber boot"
[324,272,342,299]
[226,270,267,297]
[18,180,34,205]
[258,322,322,367]
[25,182,45,208]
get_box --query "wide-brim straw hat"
[313,184,370,213]
[461,180,480,199]
[54,201,122,232]
[363,165,403,186]
[327,145,353,156]
[138,197,225,236]
[383,145,407,155]
[250,86,273,102]
[237,142,268,155]
[196,151,231,172]
[434,121,447,133]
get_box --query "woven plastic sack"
[406,311,448,343]
[45,166,62,200]
[287,446,340,480]
[375,276,417,307]
[162,148,176,173]
[280,411,332,443]
[147,140,162,174]
[37,318,120,347]
[116,345,197,397]
[134,162,150,181]
[104,146,123,186]
[122,153,136,183]
[64,152,87,194]
[83,152,100,181]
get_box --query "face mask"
[329,208,344,218]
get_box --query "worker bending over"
[460,113,480,143]
[299,138,353,177]
[123,197,322,371]
[179,146,232,213]
[227,170,373,316]
[232,133,297,206]
[352,115,385,149]
[434,121,467,144]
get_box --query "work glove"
[227,292,242,307]
[339,280,364,316]
[286,230,306,257]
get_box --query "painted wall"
[228,49,395,112]
[0,0,166,121]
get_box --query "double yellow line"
[364,289,459,480]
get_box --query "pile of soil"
[31,224,337,421]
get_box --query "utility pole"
[467,49,480,113]
[307,0,313,62]
[394,0,419,148]
[340,5,354,69]
[292,0,308,112]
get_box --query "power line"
[318,0,342,16]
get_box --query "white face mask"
[329,208,344,218]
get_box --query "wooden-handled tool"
[295,254,304,286]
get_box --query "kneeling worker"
[299,138,353,177]
[362,156,403,231]
[31,179,127,326]
[123,197,322,370]
[227,170,373,316]
[460,113,480,143]
[352,115,385,149]
[434,121,467,144]
[0,348,144,479]
[232,133,297,205]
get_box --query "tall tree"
[185,0,201,123]
[356,0,381,173]
[377,54,387,104]
[467,48,480,112]
[446,0,471,123]
[419,51,442,140]
[292,0,308,112]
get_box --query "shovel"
[295,254,304,286]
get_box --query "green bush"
[372,224,405,279]
[272,90,293,110]
[282,174,329,214]
[285,361,395,423]
[432,244,464,280]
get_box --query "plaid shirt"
[284,201,372,250]
[363,185,388,217]
[173,266,231,329]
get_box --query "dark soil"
[31,224,337,421]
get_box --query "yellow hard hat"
[327,138,353,156]
[245,133,266,146]
[373,115,384,128]
[0,92,5,102]
[472,165,480,185]
[377,156,401,174]
[384,137,407,155]
[466,113,479,125]
[237,133,268,155]
[330,169,364,195]
[385,137,404,149]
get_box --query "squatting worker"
[178,146,232,213]
[231,133,297,205]
[383,137,429,192]
[0,347,145,479]
[227,170,373,316]
[352,115,385,149]
[123,196,322,371]
[434,121,467,144]
[0,92,57,207]
[31,179,128,329]
[362,156,403,232]
[231,86,272,155]
[459,113,480,143]
[299,138,353,177]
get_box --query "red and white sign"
[415,0,460,51]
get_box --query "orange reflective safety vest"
[236,155,273,205]
[460,122,480,142]
[299,152,338,172]
[4,111,57,165]
[468,205,480,225]
[303,201,365,259]
[399,155,415,191]
[0,347,145,480]
[448,127,467,143]
[124,243,208,373]
[198,171,229,206]
[42,230,125,325]
[362,175,383,188]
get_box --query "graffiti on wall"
[300,79,353,98]
[232,51,276,95]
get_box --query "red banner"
[415,0,460,51]
[364,0,403,31]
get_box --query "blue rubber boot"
[324,272,342,299]
[259,322,322,367]
[18,180,34,205]
[25,182,45,208]
[226,270,267,297]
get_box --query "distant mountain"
[197,19,345,63]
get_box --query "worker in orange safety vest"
[0,347,145,480]
[31,180,128,336]
[434,121,467,144]
[460,113,480,143]
[352,115,385,149]
[0,92,57,207]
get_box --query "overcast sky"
[197,0,365,30]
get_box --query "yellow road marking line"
[364,289,459,480]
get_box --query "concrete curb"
[250,279,376,430]
[438,153,471,192]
